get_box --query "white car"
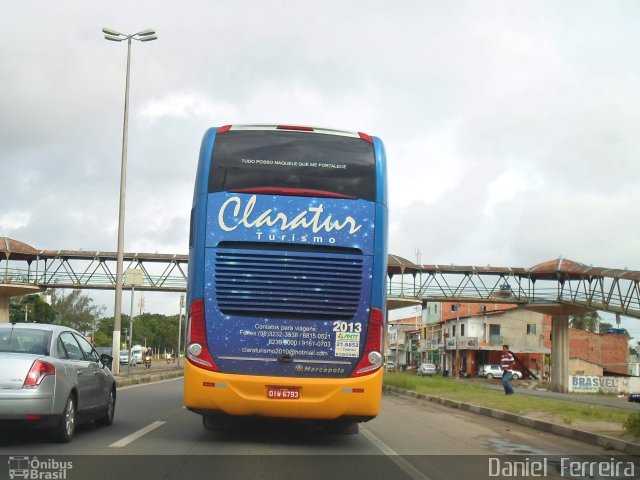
[479,364,522,380]
[119,350,132,365]
[416,363,437,376]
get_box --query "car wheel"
[96,388,115,426]
[512,373,520,380]
[486,373,494,379]
[49,394,76,443]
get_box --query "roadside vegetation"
[10,291,181,354]
[384,372,638,438]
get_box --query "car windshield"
[0,328,51,355]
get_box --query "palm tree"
[569,311,601,332]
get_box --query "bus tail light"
[186,299,219,372]
[358,132,373,143]
[217,125,232,133]
[276,125,314,131]
[351,307,384,377]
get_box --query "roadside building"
[437,303,550,378]
[569,328,629,376]
[388,300,630,380]
[386,305,422,369]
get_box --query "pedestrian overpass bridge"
[2,238,640,392]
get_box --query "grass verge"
[383,372,634,436]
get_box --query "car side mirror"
[100,354,113,366]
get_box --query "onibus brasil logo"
[8,456,72,480]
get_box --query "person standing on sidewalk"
[501,344,515,395]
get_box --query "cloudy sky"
[2,2,639,330]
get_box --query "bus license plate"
[267,386,301,400]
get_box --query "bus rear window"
[208,130,376,201]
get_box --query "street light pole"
[102,27,157,375]
[452,304,460,379]
[178,294,185,367]
[124,268,143,376]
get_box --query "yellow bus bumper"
[183,361,383,421]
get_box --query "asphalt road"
[1,378,637,480]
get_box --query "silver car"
[0,323,116,442]
[479,364,523,380]
[416,363,437,376]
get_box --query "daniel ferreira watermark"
[489,456,636,478]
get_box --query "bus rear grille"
[214,246,363,320]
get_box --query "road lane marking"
[109,420,166,448]
[360,425,432,480]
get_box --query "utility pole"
[177,294,185,367]
[453,304,460,379]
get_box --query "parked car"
[478,364,523,380]
[628,393,640,403]
[416,363,437,376]
[0,322,116,442]
[385,361,396,372]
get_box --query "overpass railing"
[387,271,640,318]
[2,254,639,318]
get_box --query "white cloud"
[0,211,32,231]
[2,0,640,315]
[483,170,539,217]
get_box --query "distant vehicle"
[416,363,437,376]
[0,322,116,442]
[478,364,522,380]
[143,352,152,369]
[130,346,144,364]
[119,350,131,365]
[385,361,396,372]
[628,393,640,403]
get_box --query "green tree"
[51,290,105,336]
[598,322,613,333]
[569,311,601,332]
[9,293,55,323]
[131,313,180,354]
[95,316,114,339]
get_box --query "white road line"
[109,420,166,448]
[360,425,432,480]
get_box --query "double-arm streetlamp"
[102,27,157,375]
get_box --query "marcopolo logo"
[8,456,73,480]
[294,364,345,375]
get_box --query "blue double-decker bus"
[184,124,388,430]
